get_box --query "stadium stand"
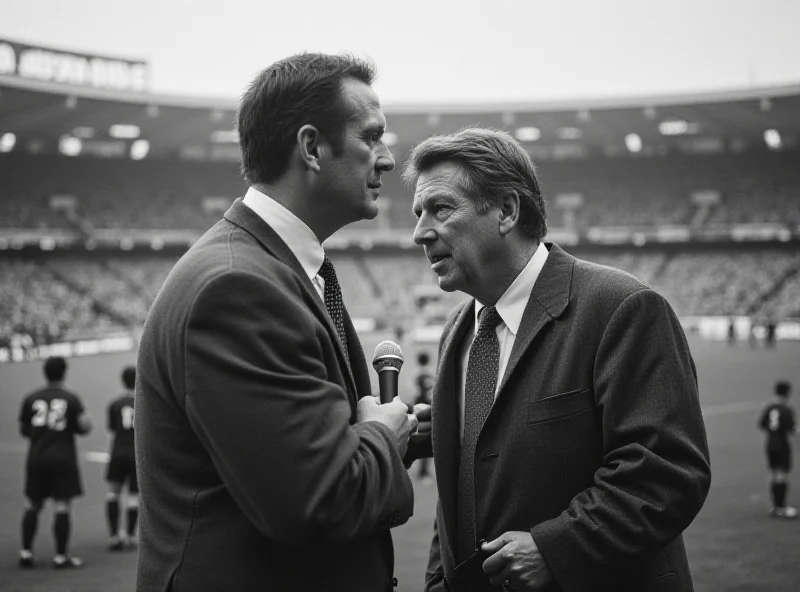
[3,150,799,232]
[0,154,244,230]
[0,259,125,347]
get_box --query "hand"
[403,403,433,467]
[481,532,554,590]
[412,403,431,435]
[357,396,418,457]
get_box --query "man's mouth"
[429,254,450,264]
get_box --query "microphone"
[372,341,404,404]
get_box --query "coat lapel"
[223,198,359,402]
[433,298,474,565]
[496,243,574,396]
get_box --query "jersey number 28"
[31,399,68,431]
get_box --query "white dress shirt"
[242,186,326,299]
[458,242,549,440]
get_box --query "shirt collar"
[242,186,325,282]
[475,241,549,336]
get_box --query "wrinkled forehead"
[413,161,470,202]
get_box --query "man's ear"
[297,124,323,173]
[498,190,521,236]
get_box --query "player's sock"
[774,482,788,508]
[126,507,139,537]
[53,512,71,557]
[107,498,120,537]
[21,508,39,551]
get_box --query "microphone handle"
[377,368,399,404]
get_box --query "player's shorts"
[767,445,792,471]
[25,459,83,502]
[106,454,138,493]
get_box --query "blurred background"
[1,1,799,590]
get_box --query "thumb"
[481,533,509,554]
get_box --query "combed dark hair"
[238,52,377,185]
[43,356,67,382]
[775,381,792,397]
[402,128,547,240]
[122,366,136,390]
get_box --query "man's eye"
[434,204,449,214]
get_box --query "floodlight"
[130,139,150,160]
[515,127,541,142]
[658,119,689,136]
[59,135,82,156]
[764,129,782,150]
[625,133,642,153]
[557,127,582,140]
[210,130,239,143]
[110,124,140,139]
[0,132,16,153]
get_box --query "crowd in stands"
[1,150,799,232]
[0,154,244,230]
[0,259,125,348]
[2,148,799,348]
[2,248,798,349]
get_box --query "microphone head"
[372,340,404,373]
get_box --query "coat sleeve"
[531,288,711,592]
[183,270,414,548]
[424,502,448,592]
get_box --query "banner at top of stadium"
[0,38,149,93]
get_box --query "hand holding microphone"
[353,341,419,456]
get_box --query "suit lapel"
[433,298,474,565]
[496,243,574,396]
[223,198,358,401]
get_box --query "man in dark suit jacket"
[404,128,711,592]
[135,53,420,592]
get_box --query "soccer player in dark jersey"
[105,365,138,550]
[758,380,797,518]
[413,351,434,482]
[17,356,93,568]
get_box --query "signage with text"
[0,38,149,93]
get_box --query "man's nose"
[377,146,395,172]
[413,215,435,246]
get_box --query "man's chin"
[436,275,458,293]
[360,200,380,220]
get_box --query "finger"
[390,396,408,410]
[416,420,432,433]
[413,403,432,420]
[487,562,515,588]
[481,545,511,574]
[481,532,510,554]
[358,395,379,408]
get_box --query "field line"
[701,399,763,418]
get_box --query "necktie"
[318,256,350,366]
[456,305,502,563]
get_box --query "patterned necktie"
[318,256,350,366]
[456,305,502,563]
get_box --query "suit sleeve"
[183,270,414,548]
[424,501,447,592]
[531,289,711,591]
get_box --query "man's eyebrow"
[411,191,453,215]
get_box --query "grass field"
[0,335,798,591]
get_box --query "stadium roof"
[2,74,799,159]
